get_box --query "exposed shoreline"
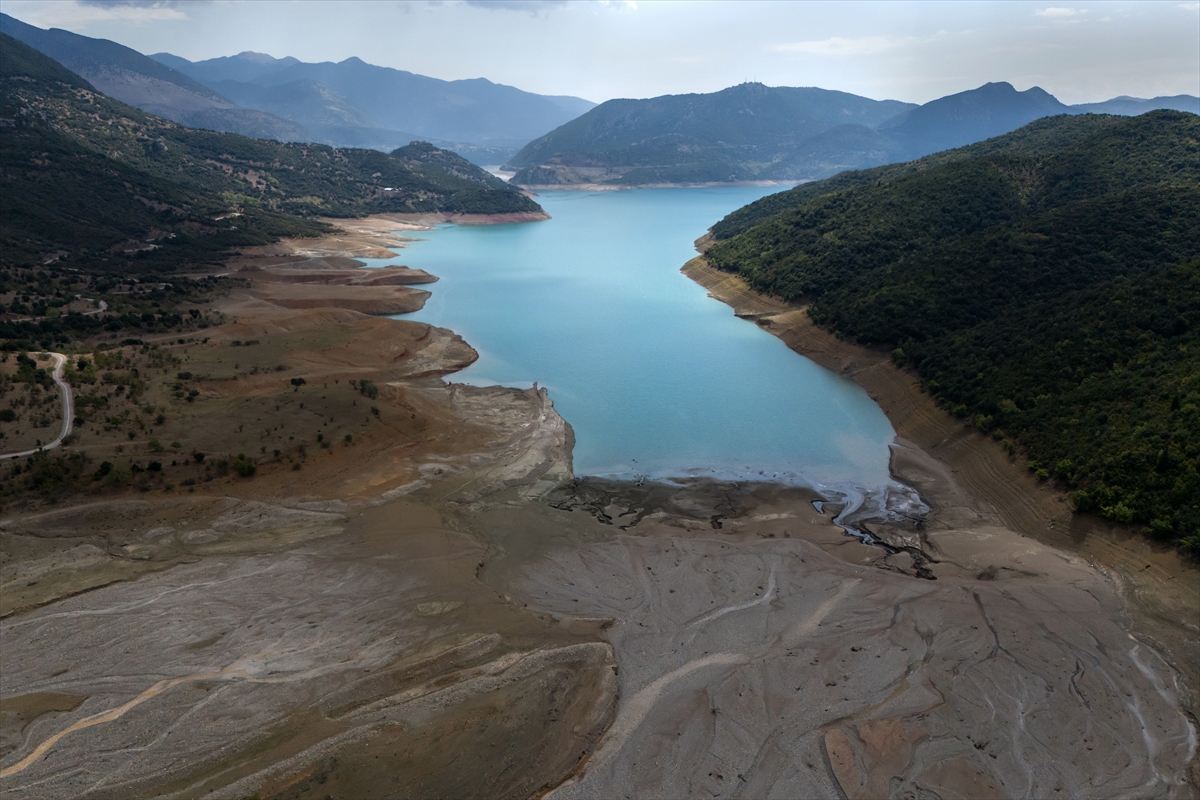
[515,180,796,192]
[681,252,1200,729]
[226,211,548,315]
[358,210,551,226]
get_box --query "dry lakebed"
[1,208,1197,799]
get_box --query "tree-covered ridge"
[1,35,329,272]
[0,33,541,263]
[0,34,541,353]
[706,111,1200,553]
[710,113,1137,240]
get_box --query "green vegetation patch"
[707,111,1200,553]
[0,33,540,277]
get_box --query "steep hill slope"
[0,34,323,272]
[0,13,307,142]
[709,113,1132,238]
[705,111,1200,551]
[0,33,542,272]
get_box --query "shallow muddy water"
[376,187,896,492]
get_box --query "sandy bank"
[321,210,550,231]
[249,282,430,315]
[682,254,1200,729]
[235,236,437,316]
[238,212,548,264]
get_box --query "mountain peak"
[234,51,279,63]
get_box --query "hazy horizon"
[2,0,1197,106]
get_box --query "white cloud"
[458,0,634,13]
[1035,7,1086,18]
[462,0,569,12]
[76,0,185,6]
[772,35,913,56]
[1177,3,1200,10]
[13,0,188,27]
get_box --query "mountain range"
[506,81,1199,186]
[0,13,307,142]
[1,13,595,164]
[3,9,1197,186]
[152,50,595,162]
[0,32,541,273]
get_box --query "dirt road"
[0,352,73,461]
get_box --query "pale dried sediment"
[514,524,1196,799]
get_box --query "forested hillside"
[706,111,1200,553]
[0,33,541,270]
[0,34,541,351]
[710,114,1132,238]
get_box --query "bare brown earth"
[0,352,64,454]
[1,232,612,798]
[1,218,1197,798]
[249,282,431,315]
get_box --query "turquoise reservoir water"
[372,187,897,492]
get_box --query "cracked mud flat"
[480,471,1197,800]
[5,457,1195,798]
[3,364,1198,799]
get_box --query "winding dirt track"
[0,352,73,461]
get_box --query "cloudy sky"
[4,0,1198,104]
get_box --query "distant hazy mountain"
[0,13,308,142]
[879,82,1068,159]
[152,50,302,85]
[507,80,1199,186]
[1071,95,1200,116]
[505,83,916,185]
[152,50,596,156]
[877,84,1199,162]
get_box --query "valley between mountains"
[1,9,1198,799]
